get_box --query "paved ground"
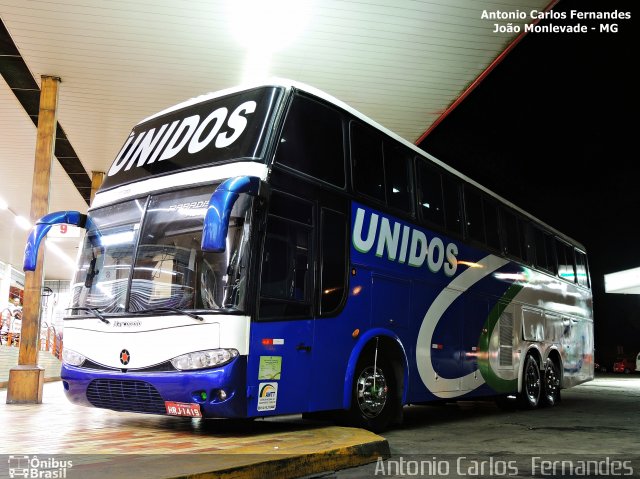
[331,374,640,478]
[1,374,638,478]
[0,381,387,479]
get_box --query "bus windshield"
[70,185,253,316]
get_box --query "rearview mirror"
[24,210,88,271]
[201,176,261,253]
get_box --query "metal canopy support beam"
[0,19,91,205]
[7,75,60,404]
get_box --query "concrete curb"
[95,440,391,479]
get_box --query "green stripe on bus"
[478,282,524,393]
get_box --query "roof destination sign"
[101,86,282,191]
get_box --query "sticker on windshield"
[258,356,282,380]
[257,382,278,411]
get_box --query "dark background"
[418,0,638,366]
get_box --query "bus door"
[428,295,463,394]
[248,192,315,415]
[460,294,489,392]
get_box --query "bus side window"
[442,176,463,236]
[544,233,557,275]
[416,160,444,228]
[351,122,386,203]
[556,239,576,283]
[483,200,500,251]
[319,209,347,316]
[275,95,345,188]
[533,227,552,273]
[500,208,521,259]
[575,250,589,288]
[521,221,535,265]
[464,187,485,244]
[383,142,413,213]
[259,193,314,319]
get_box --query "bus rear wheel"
[519,354,541,409]
[542,358,561,407]
[349,349,399,433]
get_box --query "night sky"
[418,0,638,365]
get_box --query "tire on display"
[542,357,561,407]
[349,348,400,433]
[519,354,542,409]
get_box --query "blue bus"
[25,80,593,431]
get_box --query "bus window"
[71,199,144,315]
[575,249,589,287]
[521,221,535,265]
[351,122,385,203]
[545,233,557,274]
[260,194,313,319]
[556,239,576,283]
[417,160,444,228]
[500,209,521,259]
[442,176,463,236]
[383,142,413,213]
[534,227,552,272]
[464,187,484,243]
[275,95,345,187]
[483,200,500,251]
[320,209,347,315]
[130,186,253,312]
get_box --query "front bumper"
[61,355,247,418]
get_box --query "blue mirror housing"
[23,210,87,271]
[202,176,260,252]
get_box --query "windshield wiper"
[132,307,204,321]
[66,307,110,325]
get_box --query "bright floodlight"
[228,0,311,82]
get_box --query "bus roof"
[139,78,586,252]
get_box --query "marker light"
[171,349,239,371]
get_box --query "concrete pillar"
[90,171,105,205]
[7,75,60,404]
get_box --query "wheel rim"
[525,359,541,404]
[545,361,559,401]
[356,366,388,418]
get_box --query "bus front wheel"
[519,354,541,409]
[349,349,399,432]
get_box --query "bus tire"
[542,358,561,407]
[519,354,541,409]
[349,349,399,433]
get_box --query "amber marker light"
[457,260,483,268]
[352,329,360,338]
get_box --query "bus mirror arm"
[201,176,261,253]
[23,210,89,271]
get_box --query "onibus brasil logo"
[7,455,73,478]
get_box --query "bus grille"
[86,379,166,414]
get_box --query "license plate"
[165,401,202,417]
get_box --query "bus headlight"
[171,349,239,370]
[62,348,86,366]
